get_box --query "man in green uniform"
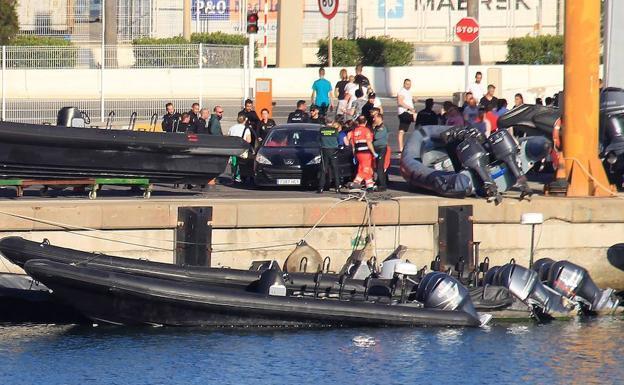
[208,105,224,135]
[317,122,341,193]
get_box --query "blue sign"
[192,0,230,21]
[378,0,404,19]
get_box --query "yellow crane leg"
[563,0,613,197]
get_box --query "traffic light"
[246,12,259,34]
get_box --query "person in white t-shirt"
[468,71,486,102]
[228,113,252,183]
[397,78,417,152]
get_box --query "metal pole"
[243,45,249,102]
[328,19,333,67]
[383,1,388,36]
[1,46,5,121]
[199,43,203,107]
[464,43,469,92]
[195,0,199,33]
[248,33,255,98]
[183,0,191,40]
[604,0,613,86]
[529,224,535,268]
[562,0,611,196]
[100,0,106,122]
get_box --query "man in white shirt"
[228,113,252,183]
[468,71,486,102]
[397,78,417,152]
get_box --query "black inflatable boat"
[0,108,247,183]
[22,259,487,327]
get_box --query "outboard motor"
[56,107,86,127]
[488,129,531,197]
[600,88,624,189]
[416,272,491,326]
[531,258,555,282]
[547,260,619,313]
[493,263,574,317]
[456,138,500,201]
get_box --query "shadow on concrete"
[607,244,624,271]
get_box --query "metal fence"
[3,44,245,69]
[0,44,247,124]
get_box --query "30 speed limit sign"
[318,0,339,20]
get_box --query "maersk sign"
[415,0,530,11]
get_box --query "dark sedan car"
[253,124,354,188]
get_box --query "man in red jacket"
[347,116,378,190]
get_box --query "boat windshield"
[264,129,320,148]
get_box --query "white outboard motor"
[486,263,574,316]
[416,272,491,326]
[546,260,620,313]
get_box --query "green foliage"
[317,38,361,67]
[317,37,413,67]
[357,36,413,67]
[190,32,248,46]
[0,0,18,45]
[506,35,564,64]
[7,36,76,68]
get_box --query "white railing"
[0,44,247,123]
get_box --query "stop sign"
[455,17,479,43]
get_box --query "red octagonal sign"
[455,17,480,43]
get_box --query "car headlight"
[306,155,322,165]
[607,152,618,165]
[255,153,272,165]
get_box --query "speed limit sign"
[318,0,339,20]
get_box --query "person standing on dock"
[195,108,211,134]
[228,114,252,183]
[397,78,417,152]
[287,100,310,123]
[372,113,388,192]
[161,103,180,133]
[317,120,341,193]
[239,99,261,135]
[311,67,333,118]
[348,116,377,191]
[189,103,200,125]
[207,106,224,135]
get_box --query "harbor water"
[1,318,623,385]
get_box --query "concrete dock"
[0,191,623,290]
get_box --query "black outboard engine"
[600,88,624,189]
[489,263,574,317]
[57,107,86,127]
[456,138,500,201]
[547,260,619,313]
[531,258,555,282]
[488,129,531,197]
[416,272,491,326]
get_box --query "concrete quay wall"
[0,196,623,289]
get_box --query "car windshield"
[264,129,319,148]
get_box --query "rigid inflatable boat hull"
[0,122,247,183]
[24,260,481,328]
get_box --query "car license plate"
[277,178,300,185]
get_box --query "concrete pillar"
[562,0,611,196]
[276,0,304,68]
[183,0,192,40]
[604,0,624,89]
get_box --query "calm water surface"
[0,318,622,385]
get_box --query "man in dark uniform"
[309,105,325,124]
[415,98,440,127]
[161,102,180,132]
[188,103,200,126]
[238,99,261,133]
[177,112,193,133]
[287,100,310,123]
[317,121,341,193]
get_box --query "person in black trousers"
[318,121,341,193]
[372,113,388,191]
